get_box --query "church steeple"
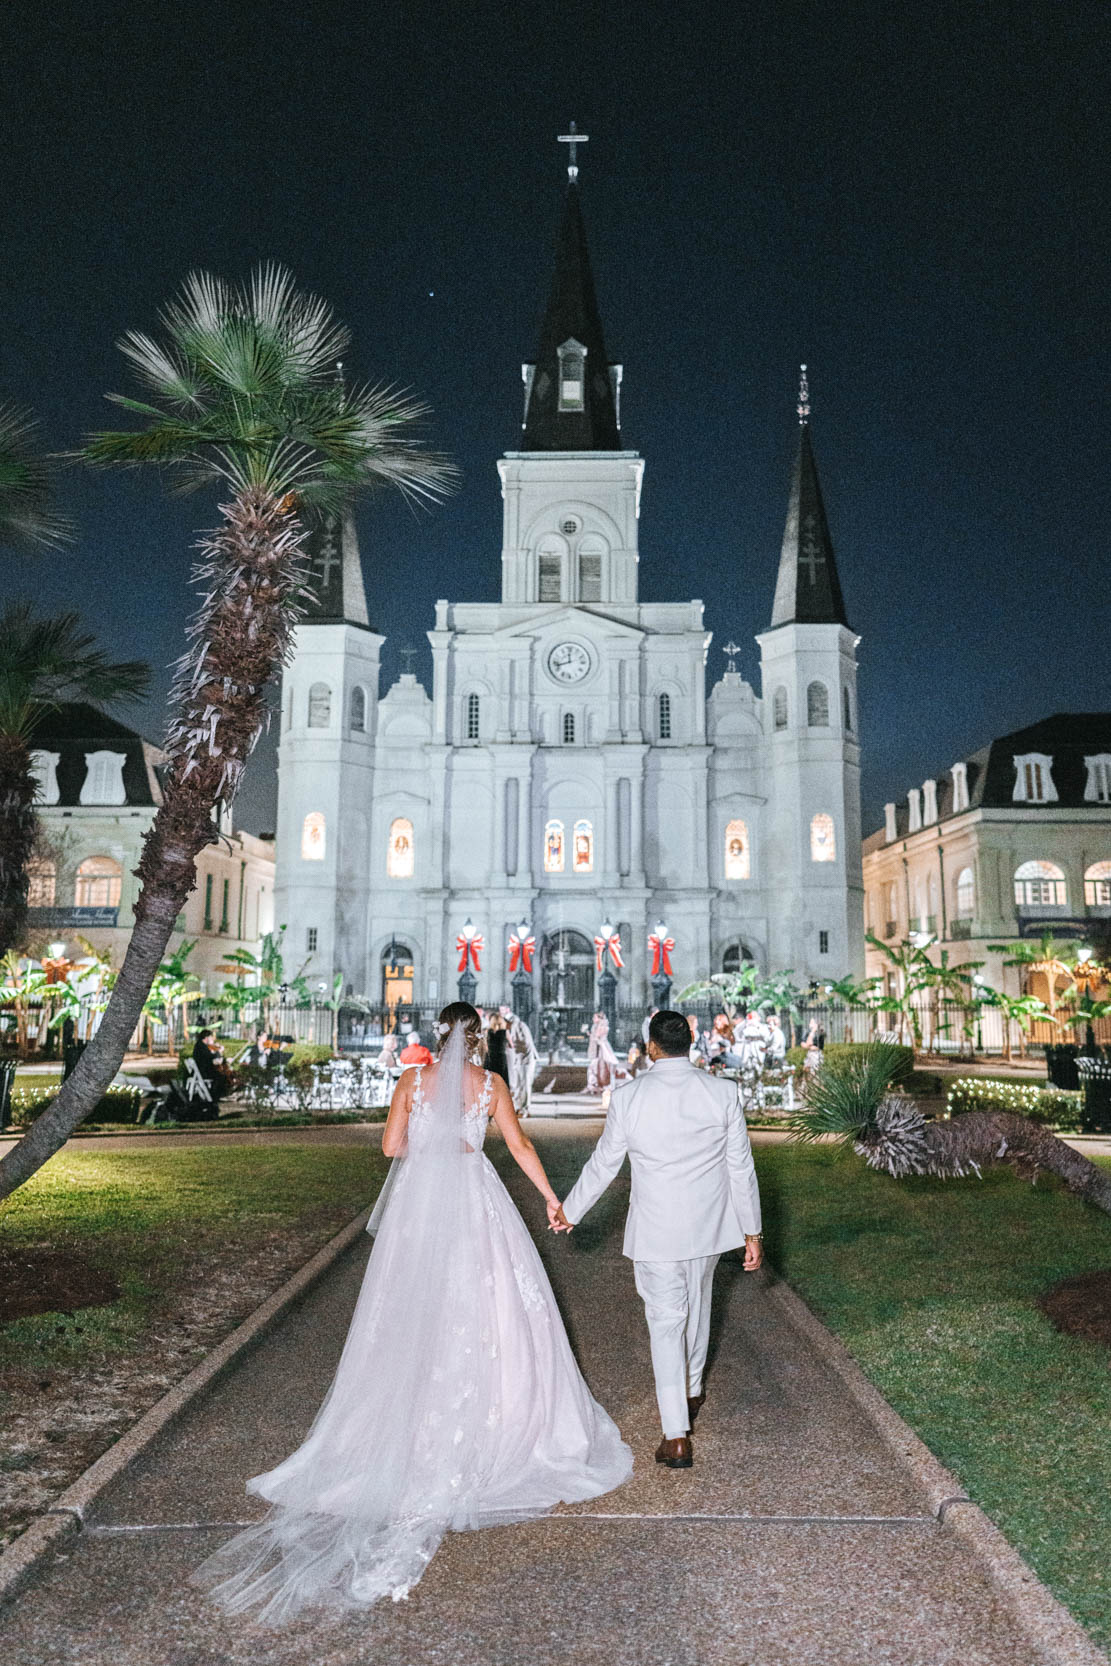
[300,510,370,628]
[521,141,622,451]
[768,368,850,630]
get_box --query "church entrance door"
[540,930,595,1058]
[381,940,414,1029]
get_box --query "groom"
[551,1009,763,1469]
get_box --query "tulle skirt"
[192,1150,632,1624]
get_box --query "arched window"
[466,692,480,741]
[75,855,122,907]
[301,812,326,861]
[658,692,672,740]
[557,337,586,410]
[843,686,852,733]
[572,819,594,873]
[724,818,750,879]
[562,712,575,744]
[544,819,565,873]
[773,686,788,730]
[810,813,836,863]
[80,751,126,806]
[577,534,606,602]
[27,859,56,907]
[886,880,898,932]
[29,750,60,806]
[1014,859,1066,907]
[956,866,975,916]
[1084,860,1111,907]
[722,942,755,974]
[537,534,565,602]
[308,682,331,728]
[387,817,414,878]
[349,685,367,733]
[807,681,830,726]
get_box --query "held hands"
[743,1234,764,1272]
[546,1198,573,1234]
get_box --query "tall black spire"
[768,367,850,629]
[521,141,622,450]
[300,511,370,627]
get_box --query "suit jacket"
[562,1056,762,1262]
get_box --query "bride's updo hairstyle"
[436,1001,482,1055]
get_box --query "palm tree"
[791,1042,1111,1217]
[0,266,455,1199]
[864,932,933,1048]
[0,403,73,550]
[0,604,150,955]
[987,931,1078,1024]
[982,989,1052,1062]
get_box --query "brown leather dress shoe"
[655,1435,693,1469]
[687,1392,706,1424]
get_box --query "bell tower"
[498,129,643,611]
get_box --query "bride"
[193,1002,632,1624]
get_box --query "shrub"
[786,1041,914,1081]
[9,1084,142,1128]
[946,1078,1084,1130]
[289,1042,335,1069]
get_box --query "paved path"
[0,1128,1088,1664]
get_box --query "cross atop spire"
[557,121,589,181]
[722,640,742,673]
[797,363,810,425]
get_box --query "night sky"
[4,0,1108,836]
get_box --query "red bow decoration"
[594,932,624,972]
[456,932,484,973]
[508,931,535,974]
[648,931,675,978]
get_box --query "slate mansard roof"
[28,703,164,807]
[864,713,1111,849]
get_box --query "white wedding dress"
[193,1025,631,1625]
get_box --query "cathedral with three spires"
[273,142,865,1017]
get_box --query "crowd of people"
[377,1004,541,1115]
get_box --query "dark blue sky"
[4,0,1108,835]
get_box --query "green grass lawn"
[753,1143,1111,1648]
[0,1146,387,1370]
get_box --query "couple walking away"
[193,1003,764,1625]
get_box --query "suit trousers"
[633,1255,720,1439]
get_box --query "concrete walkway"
[0,1127,1098,1664]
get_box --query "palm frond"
[0,404,74,549]
[0,602,150,739]
[788,1042,911,1144]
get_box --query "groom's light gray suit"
[562,1056,762,1438]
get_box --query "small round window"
[561,517,579,535]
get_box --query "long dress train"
[192,1027,631,1624]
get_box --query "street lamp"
[457,916,479,1005]
[597,916,618,1032]
[972,972,986,1054]
[649,917,673,1009]
[509,916,535,1029]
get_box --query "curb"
[0,1206,371,1610]
[765,1270,1109,1666]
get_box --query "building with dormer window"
[274,165,864,1016]
[862,713,1111,992]
[25,703,274,992]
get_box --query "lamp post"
[649,918,674,1009]
[457,917,479,1005]
[509,917,536,1030]
[972,973,985,1054]
[597,916,618,1033]
[1073,948,1102,1055]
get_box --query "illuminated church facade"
[274,161,865,1014]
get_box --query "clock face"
[547,641,591,684]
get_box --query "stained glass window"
[387,817,414,878]
[572,819,593,873]
[544,819,565,874]
[810,813,836,863]
[724,819,749,879]
[301,812,326,862]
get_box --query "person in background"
[376,1033,400,1069]
[193,1028,231,1102]
[484,1011,511,1085]
[766,1014,787,1066]
[501,1005,540,1117]
[687,1014,711,1067]
[587,1011,618,1094]
[641,1006,658,1046]
[627,1037,647,1075]
[707,1014,741,1069]
[243,1029,271,1069]
[399,1029,434,1067]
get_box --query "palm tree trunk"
[862,1109,1111,1217]
[0,738,37,956]
[0,488,306,1200]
